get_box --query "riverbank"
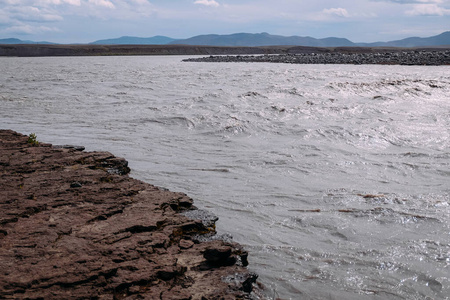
[0,130,261,299]
[183,50,450,65]
[0,44,276,57]
[1,43,449,62]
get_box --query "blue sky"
[0,0,449,43]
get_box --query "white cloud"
[194,0,219,7]
[373,0,445,3]
[2,0,81,5]
[0,11,11,24]
[406,3,450,14]
[88,0,114,8]
[323,7,350,17]
[2,24,61,34]
[9,6,64,21]
[129,0,148,4]
[63,0,81,5]
[1,0,23,4]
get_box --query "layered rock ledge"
[0,130,260,299]
[183,50,450,65]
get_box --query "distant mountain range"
[1,31,449,47]
[89,35,177,45]
[359,31,450,47]
[168,32,356,47]
[168,32,450,47]
[0,38,54,45]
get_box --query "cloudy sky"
[0,0,449,43]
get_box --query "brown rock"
[180,239,195,249]
[0,130,262,299]
[161,287,192,300]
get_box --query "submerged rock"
[0,130,262,299]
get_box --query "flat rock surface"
[0,130,259,299]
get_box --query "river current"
[1,56,449,299]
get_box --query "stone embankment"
[183,50,450,65]
[0,130,261,299]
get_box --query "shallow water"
[1,56,449,299]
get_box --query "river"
[1,56,449,299]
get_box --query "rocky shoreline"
[0,130,261,299]
[183,50,450,65]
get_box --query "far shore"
[1,43,450,58]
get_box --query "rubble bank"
[183,50,450,65]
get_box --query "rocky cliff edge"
[0,130,261,299]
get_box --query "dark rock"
[203,245,232,264]
[239,250,250,267]
[53,144,85,151]
[70,181,82,188]
[223,272,259,293]
[157,266,186,281]
[242,273,259,293]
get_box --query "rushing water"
[1,56,449,299]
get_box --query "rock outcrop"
[0,130,260,299]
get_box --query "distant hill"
[0,38,54,44]
[169,32,355,47]
[358,31,450,47]
[90,36,177,45]
[1,31,449,47]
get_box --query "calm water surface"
[1,56,449,299]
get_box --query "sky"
[0,0,449,43]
